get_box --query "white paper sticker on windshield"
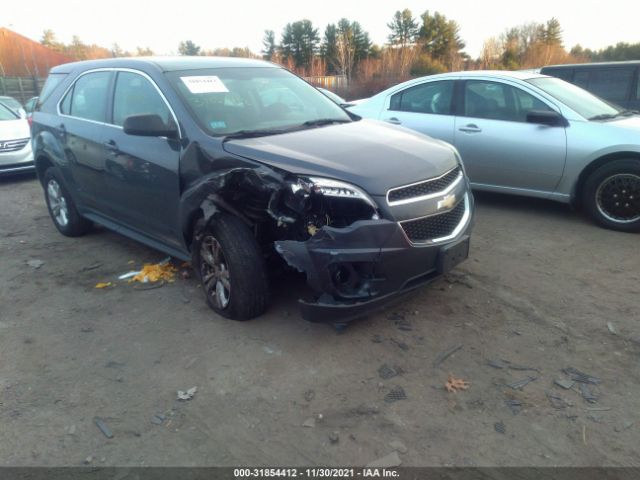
[181,76,229,94]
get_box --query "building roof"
[0,28,73,76]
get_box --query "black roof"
[50,56,279,74]
[542,60,640,70]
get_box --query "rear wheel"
[583,159,640,232]
[43,168,92,237]
[192,214,269,320]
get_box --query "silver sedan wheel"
[47,179,69,227]
[595,173,640,224]
[200,235,231,309]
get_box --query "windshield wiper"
[589,110,640,121]
[588,113,617,121]
[222,128,292,141]
[301,118,351,127]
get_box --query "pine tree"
[543,18,563,46]
[387,9,419,48]
[262,30,276,60]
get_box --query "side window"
[636,68,640,100]
[113,72,171,126]
[62,72,111,122]
[389,81,454,115]
[588,68,633,102]
[464,81,551,122]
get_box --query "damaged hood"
[222,119,458,195]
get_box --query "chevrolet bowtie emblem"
[437,193,457,210]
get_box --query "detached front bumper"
[275,194,474,324]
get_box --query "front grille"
[400,198,466,243]
[0,138,30,153]
[388,166,461,204]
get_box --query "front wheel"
[192,214,269,320]
[583,159,640,233]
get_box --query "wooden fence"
[303,75,348,90]
[0,76,46,104]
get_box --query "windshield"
[0,103,19,121]
[166,67,351,136]
[526,77,623,120]
[0,97,22,111]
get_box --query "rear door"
[453,79,567,193]
[102,70,182,247]
[57,71,113,211]
[381,80,456,144]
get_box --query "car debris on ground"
[562,367,601,385]
[433,344,463,368]
[384,386,407,402]
[93,417,113,439]
[26,259,44,269]
[506,376,537,390]
[445,374,469,393]
[487,359,540,372]
[177,387,197,401]
[378,364,400,379]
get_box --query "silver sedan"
[349,71,640,232]
[0,103,34,175]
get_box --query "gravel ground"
[1,173,639,467]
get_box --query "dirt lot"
[1,173,639,467]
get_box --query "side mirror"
[526,109,567,127]
[123,114,178,138]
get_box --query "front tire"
[192,214,269,320]
[43,167,92,237]
[583,159,640,232]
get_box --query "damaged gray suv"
[32,57,474,323]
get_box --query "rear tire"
[43,167,92,237]
[192,214,269,320]
[582,159,640,232]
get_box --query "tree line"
[38,9,640,91]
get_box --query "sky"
[3,0,639,58]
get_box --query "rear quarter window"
[38,73,68,108]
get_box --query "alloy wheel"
[47,179,70,227]
[595,173,640,224]
[200,235,231,309]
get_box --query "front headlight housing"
[291,176,379,212]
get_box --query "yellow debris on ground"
[130,262,177,283]
[94,282,113,289]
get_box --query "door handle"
[103,139,118,151]
[385,117,402,125]
[58,124,66,138]
[458,124,482,133]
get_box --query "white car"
[349,71,640,232]
[0,103,34,175]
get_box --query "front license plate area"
[437,236,470,274]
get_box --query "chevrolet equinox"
[32,57,474,322]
